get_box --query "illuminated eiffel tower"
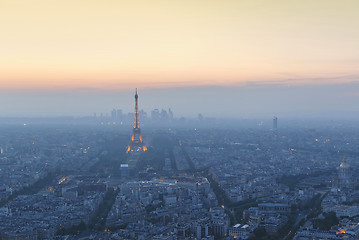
[126,89,147,153]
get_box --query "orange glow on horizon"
[1,0,358,90]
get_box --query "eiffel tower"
[126,89,147,153]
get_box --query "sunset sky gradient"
[0,0,358,117]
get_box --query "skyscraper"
[151,109,160,121]
[126,89,147,153]
[338,156,352,189]
[273,116,278,130]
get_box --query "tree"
[253,228,267,238]
[313,211,339,230]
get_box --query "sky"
[0,0,358,118]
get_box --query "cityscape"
[1,0,359,239]
[0,90,358,239]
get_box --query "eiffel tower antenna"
[126,89,147,153]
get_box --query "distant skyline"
[0,81,358,119]
[0,1,358,118]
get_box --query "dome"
[339,157,349,168]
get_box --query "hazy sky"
[0,0,358,117]
[0,81,358,119]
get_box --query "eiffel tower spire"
[126,89,147,153]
